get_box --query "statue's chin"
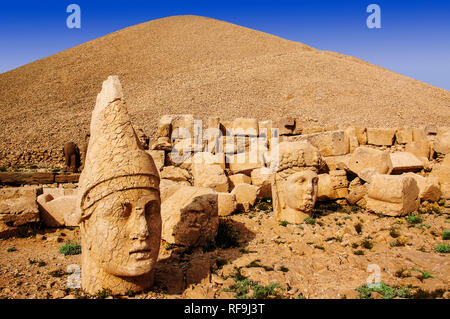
[103,259,155,277]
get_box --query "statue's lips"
[129,247,152,260]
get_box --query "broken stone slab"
[396,128,413,144]
[160,166,191,183]
[284,130,349,156]
[366,128,396,146]
[151,137,172,151]
[231,184,258,212]
[346,177,367,205]
[402,173,441,202]
[227,151,264,176]
[161,186,218,247]
[429,163,450,199]
[317,170,349,201]
[228,174,251,190]
[231,118,259,136]
[278,117,296,136]
[390,152,424,174]
[432,131,450,154]
[0,186,41,227]
[54,174,80,183]
[323,154,351,171]
[347,147,393,177]
[157,115,173,138]
[365,174,419,216]
[218,192,237,217]
[0,172,55,186]
[37,194,78,227]
[250,168,273,198]
[192,164,228,192]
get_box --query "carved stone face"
[284,170,318,213]
[82,188,161,277]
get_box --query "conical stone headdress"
[76,76,159,222]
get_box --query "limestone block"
[323,154,351,171]
[365,174,419,216]
[344,127,359,153]
[160,166,191,183]
[156,115,173,138]
[218,193,237,217]
[317,170,349,201]
[346,178,367,205]
[430,164,450,199]
[37,194,78,227]
[251,168,273,198]
[291,130,349,156]
[161,186,218,247]
[390,152,424,174]
[396,128,413,144]
[232,118,259,136]
[192,164,228,192]
[228,174,251,190]
[151,137,172,151]
[432,131,450,154]
[367,128,396,146]
[347,147,393,177]
[171,114,194,139]
[191,151,225,169]
[0,186,41,226]
[231,184,258,212]
[402,173,441,202]
[227,150,264,176]
[355,127,367,145]
[405,141,430,160]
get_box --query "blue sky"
[0,0,449,90]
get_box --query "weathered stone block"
[366,174,419,216]
[367,128,396,146]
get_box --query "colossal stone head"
[284,170,318,213]
[271,141,321,223]
[76,76,161,295]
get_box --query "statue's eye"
[121,203,132,219]
[145,200,159,217]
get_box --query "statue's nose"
[129,206,149,240]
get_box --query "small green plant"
[279,220,290,227]
[389,227,401,238]
[443,230,450,240]
[59,242,81,255]
[28,258,46,267]
[351,243,359,249]
[390,240,405,247]
[48,269,67,278]
[406,215,422,224]
[94,288,112,299]
[356,282,411,299]
[253,197,273,212]
[361,238,373,250]
[412,268,434,279]
[29,165,39,169]
[354,223,362,234]
[304,217,315,225]
[434,244,450,253]
[224,269,283,299]
[279,266,289,273]
[6,247,17,252]
[353,250,364,255]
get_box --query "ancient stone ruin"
[0,76,449,298]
